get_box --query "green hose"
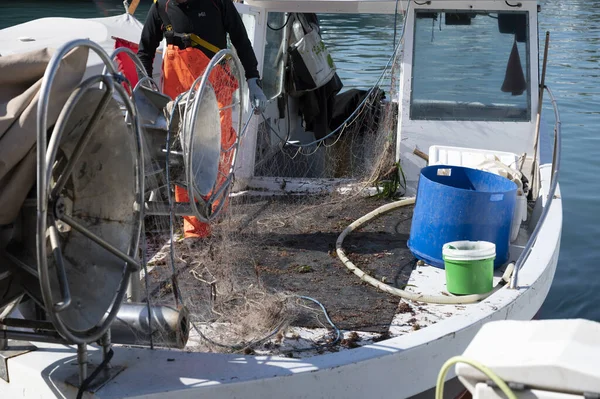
[436,356,516,399]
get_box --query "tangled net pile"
[139,12,408,355]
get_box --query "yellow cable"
[436,356,517,399]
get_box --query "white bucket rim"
[442,240,496,261]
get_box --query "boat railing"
[509,85,562,289]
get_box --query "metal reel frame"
[104,46,160,93]
[37,39,145,344]
[182,49,245,223]
[110,48,171,211]
[124,48,247,224]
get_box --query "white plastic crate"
[428,145,520,170]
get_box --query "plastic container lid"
[442,241,496,261]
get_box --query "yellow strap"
[189,33,221,54]
[153,0,220,54]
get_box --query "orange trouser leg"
[174,185,211,238]
[162,45,239,239]
[163,46,212,239]
[210,108,235,215]
[210,65,238,217]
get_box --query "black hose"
[267,13,292,31]
[76,348,114,399]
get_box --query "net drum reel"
[0,40,187,386]
[126,49,246,223]
[0,39,145,345]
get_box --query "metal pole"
[0,295,25,349]
[127,272,141,303]
[510,86,561,289]
[77,344,88,385]
[59,213,141,271]
[0,326,7,351]
[530,32,550,198]
[0,329,69,345]
[100,331,112,379]
[128,0,141,15]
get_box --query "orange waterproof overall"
[162,44,237,238]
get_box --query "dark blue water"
[535,1,600,320]
[1,0,597,321]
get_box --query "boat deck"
[146,194,529,356]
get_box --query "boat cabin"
[233,0,540,194]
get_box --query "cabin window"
[410,10,531,122]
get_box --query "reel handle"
[48,221,72,313]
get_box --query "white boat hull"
[0,166,561,398]
[0,3,562,397]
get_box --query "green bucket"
[442,241,495,295]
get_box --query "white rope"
[336,197,514,305]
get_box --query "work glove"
[247,77,267,114]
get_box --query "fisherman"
[137,0,267,239]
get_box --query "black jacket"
[137,0,259,80]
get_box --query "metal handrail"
[509,85,562,289]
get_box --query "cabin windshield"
[410,10,531,122]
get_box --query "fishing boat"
[0,0,562,397]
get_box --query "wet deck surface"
[226,196,417,334]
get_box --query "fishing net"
[137,11,408,355]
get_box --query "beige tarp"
[0,47,88,225]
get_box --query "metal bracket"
[0,341,37,382]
